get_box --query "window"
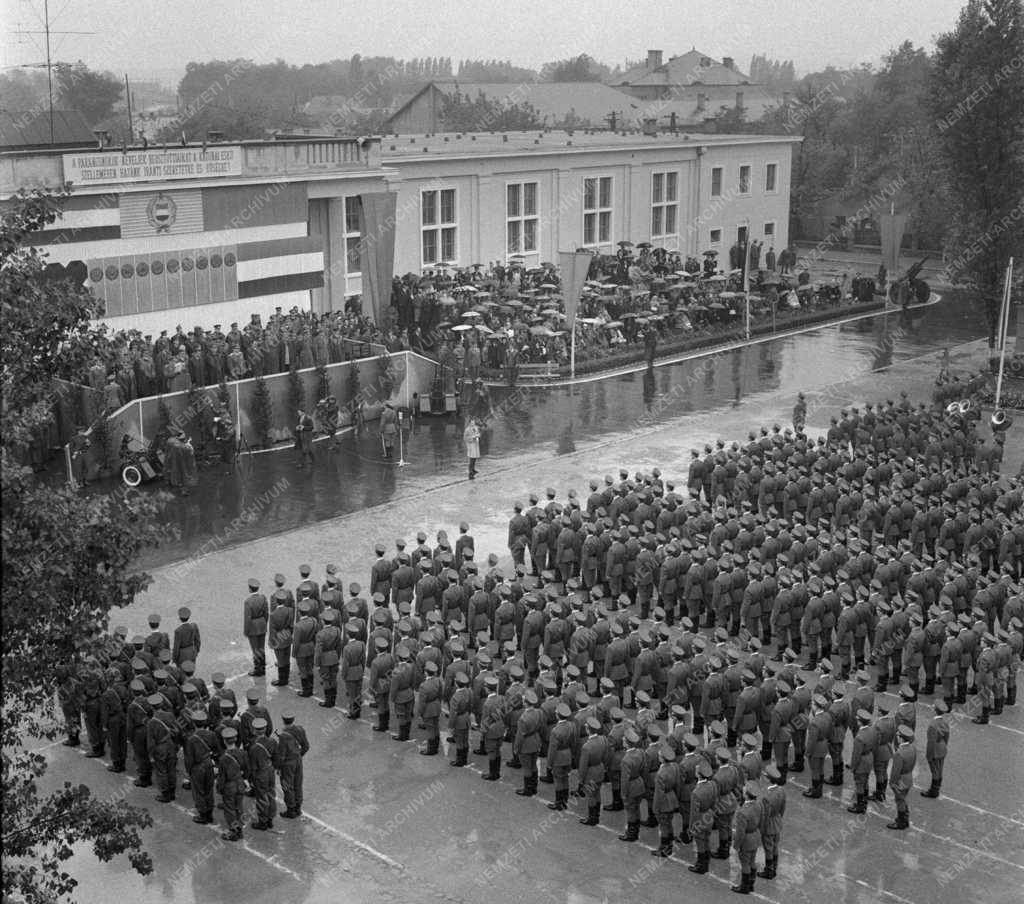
[710,167,723,197]
[421,188,457,265]
[764,222,775,238]
[506,181,539,257]
[651,171,678,238]
[765,163,778,193]
[582,176,612,246]
[710,228,722,244]
[344,196,361,275]
[739,165,751,194]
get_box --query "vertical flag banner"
[358,192,399,324]
[558,250,591,326]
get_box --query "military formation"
[61,387,1022,892]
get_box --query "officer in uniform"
[248,717,277,830]
[269,589,295,687]
[448,672,473,767]
[576,715,609,826]
[292,600,318,697]
[146,693,180,802]
[546,702,576,811]
[758,764,786,882]
[100,667,129,772]
[127,680,153,786]
[217,726,247,841]
[888,725,917,829]
[688,759,719,874]
[416,661,443,755]
[239,687,273,750]
[651,741,680,857]
[172,606,201,668]
[369,637,395,733]
[184,709,218,824]
[846,709,876,813]
[275,711,309,818]
[315,608,343,709]
[731,781,763,895]
[389,645,416,741]
[340,616,366,719]
[921,698,950,798]
[802,693,832,798]
[618,728,646,842]
[712,746,741,860]
[243,578,269,677]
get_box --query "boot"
[603,789,625,811]
[726,728,737,748]
[505,754,522,769]
[711,839,731,859]
[872,780,887,802]
[63,733,80,747]
[943,696,953,711]
[757,857,777,880]
[220,828,242,842]
[192,812,213,824]
[747,872,757,893]
[886,812,909,830]
[993,696,1004,715]
[923,679,935,696]
[908,683,919,702]
[846,791,867,814]
[84,747,105,758]
[298,678,313,698]
[473,741,488,756]
[318,690,335,709]
[516,776,537,797]
[617,821,639,842]
[133,777,152,788]
[972,707,990,724]
[450,747,468,767]
[790,756,804,774]
[688,851,710,874]
[373,711,390,732]
[677,827,692,844]
[760,740,772,761]
[802,778,823,798]
[731,871,750,894]
[651,834,674,858]
[825,765,844,786]
[420,738,439,756]
[539,768,554,784]
[643,804,659,828]
[482,757,500,781]
[1008,684,1017,706]
[920,780,940,799]
[547,789,567,811]
[579,802,600,826]
[391,722,410,741]
[271,667,289,687]
[348,700,362,720]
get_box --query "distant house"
[0,109,97,151]
[611,50,782,126]
[382,81,645,133]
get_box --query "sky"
[1,0,967,85]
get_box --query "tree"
[440,87,541,131]
[542,54,603,82]
[2,189,163,902]
[0,69,50,112]
[54,62,123,125]
[929,0,1024,345]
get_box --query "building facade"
[2,130,798,333]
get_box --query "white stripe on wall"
[41,221,308,264]
[97,290,313,335]
[235,252,324,282]
[55,206,121,229]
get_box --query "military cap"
[251,718,268,732]
[273,588,289,602]
[855,669,870,683]
[153,669,168,681]
[856,709,872,724]
[819,658,833,673]
[897,725,915,742]
[131,636,146,647]
[741,732,759,748]
[586,716,603,733]
[897,685,915,701]
[245,687,261,702]
[484,675,499,690]
[158,649,172,664]
[624,728,641,745]
[680,617,695,631]
[182,682,198,696]
[697,760,714,779]
[298,600,313,615]
[610,707,625,722]
[423,661,439,676]
[709,720,727,737]
[522,687,537,703]
[671,704,688,720]
[748,637,762,652]
[812,693,829,708]
[129,679,145,693]
[148,613,161,626]
[600,677,615,692]
[131,657,148,671]
[743,781,760,798]
[635,690,652,707]
[832,681,848,698]
[273,573,286,584]
[113,625,129,638]
[554,702,572,719]
[764,763,783,783]
[933,699,950,714]
[191,708,207,723]
[715,747,733,763]
[147,693,164,707]
[776,680,792,696]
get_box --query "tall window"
[739,165,751,194]
[582,176,612,246]
[344,196,361,275]
[506,182,539,257]
[710,166,723,197]
[651,171,678,238]
[764,222,775,239]
[421,188,457,265]
[765,163,778,193]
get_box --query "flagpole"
[570,319,576,380]
[994,258,1014,411]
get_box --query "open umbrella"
[540,261,556,269]
[539,282,559,290]
[706,274,727,282]
[529,325,554,336]
[617,240,634,247]
[637,241,653,249]
[603,321,624,329]
[729,268,743,276]
[439,297,457,306]
[435,321,453,329]
[702,250,718,257]
[719,291,741,299]
[461,310,482,319]
[457,285,479,293]
[451,323,475,331]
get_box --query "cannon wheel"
[912,279,930,303]
[121,464,143,487]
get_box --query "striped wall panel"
[119,189,204,237]
[237,271,323,299]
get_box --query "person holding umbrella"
[463,416,481,480]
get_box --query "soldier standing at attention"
[243,578,268,678]
[921,699,950,798]
[512,688,542,793]
[56,665,83,748]
[248,717,278,831]
[479,675,506,781]
[389,645,416,742]
[448,672,474,767]
[146,693,180,803]
[218,726,247,841]
[688,759,719,874]
[172,606,201,668]
[276,711,309,819]
[127,680,153,787]
[416,661,443,756]
[292,600,318,698]
[846,709,876,813]
[731,781,763,895]
[184,709,218,824]
[315,608,343,709]
[758,764,786,881]
[340,615,366,719]
[99,667,129,772]
[887,725,917,830]
[576,715,608,826]
[651,741,680,857]
[268,589,294,688]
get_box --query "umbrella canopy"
[729,268,743,276]
[456,285,478,293]
[461,310,483,319]
[706,274,727,282]
[451,323,475,331]
[439,297,457,306]
[529,325,555,336]
[702,250,719,257]
[540,261,556,269]
[603,321,624,329]
[636,241,653,249]
[718,291,741,299]
[539,282,559,290]
[617,240,634,247]
[708,302,726,310]
[435,321,453,329]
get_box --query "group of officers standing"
[61,385,1022,892]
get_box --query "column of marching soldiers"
[59,391,1023,895]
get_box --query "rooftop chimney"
[723,57,735,71]
[647,49,663,69]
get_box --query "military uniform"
[217,729,248,840]
[248,720,278,829]
[314,611,343,708]
[243,581,269,677]
[275,715,309,818]
[292,604,319,697]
